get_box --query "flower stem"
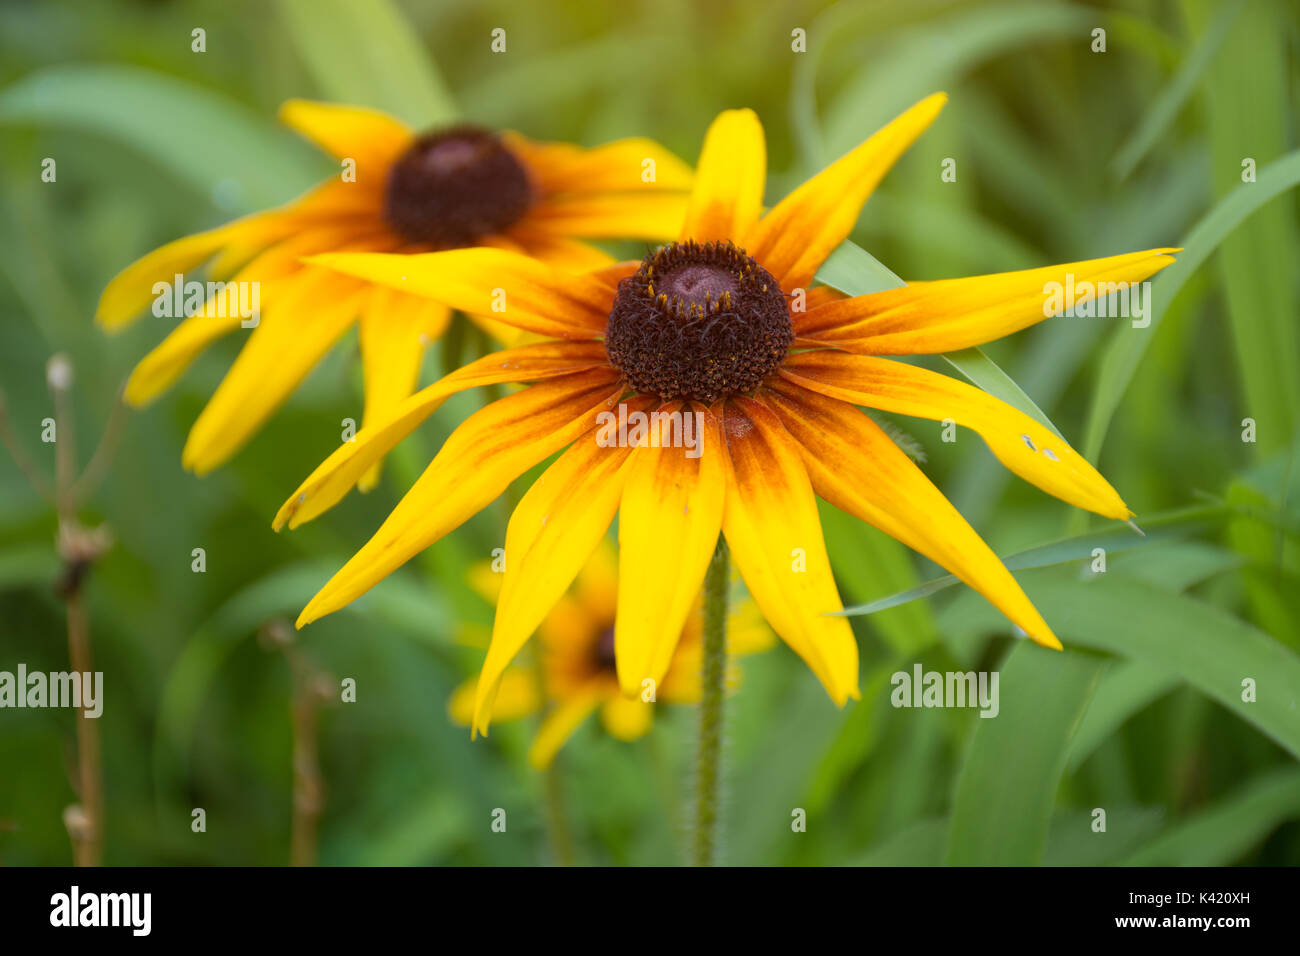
[691,535,728,866]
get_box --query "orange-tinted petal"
[763,377,1061,649]
[503,133,693,195]
[780,350,1130,519]
[274,344,615,530]
[306,247,611,339]
[744,93,947,290]
[614,402,725,696]
[719,397,859,705]
[800,249,1179,351]
[526,192,690,241]
[295,370,625,626]
[472,400,653,736]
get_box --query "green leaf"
[945,645,1107,865]
[0,65,319,210]
[1082,148,1300,460]
[276,0,456,127]
[1122,769,1300,865]
[1110,0,1244,181]
[940,571,1300,760]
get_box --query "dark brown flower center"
[604,241,793,404]
[384,126,532,247]
[593,625,617,673]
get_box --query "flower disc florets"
[604,240,793,403]
[384,126,532,247]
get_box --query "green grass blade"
[1082,148,1300,461]
[941,571,1300,759]
[837,502,1226,616]
[945,646,1107,865]
[276,0,456,126]
[1121,769,1300,865]
[1110,0,1243,181]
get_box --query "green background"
[0,0,1297,865]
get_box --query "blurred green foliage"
[0,0,1297,866]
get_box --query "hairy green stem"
[691,535,728,866]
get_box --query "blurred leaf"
[941,571,1300,760]
[0,65,319,210]
[1122,769,1300,865]
[276,0,456,127]
[946,646,1106,865]
[1083,148,1300,461]
[1043,805,1167,866]
[1110,0,1243,181]
[821,2,1090,159]
[1066,661,1177,772]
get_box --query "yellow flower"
[448,544,771,768]
[96,100,692,478]
[278,94,1177,733]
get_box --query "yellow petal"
[510,227,616,272]
[763,377,1061,649]
[357,288,451,491]
[274,343,613,530]
[96,218,280,330]
[800,248,1179,351]
[680,109,766,243]
[278,99,412,172]
[600,695,654,741]
[526,192,691,241]
[719,397,859,705]
[306,248,611,339]
[295,371,625,627]
[781,351,1130,520]
[614,403,726,696]
[182,270,365,474]
[744,93,947,290]
[527,687,605,769]
[471,399,654,736]
[503,133,693,194]
[448,668,540,726]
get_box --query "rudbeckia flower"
[448,544,772,767]
[95,100,692,479]
[278,93,1176,731]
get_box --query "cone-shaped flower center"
[604,241,793,403]
[384,126,532,247]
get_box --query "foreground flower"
[448,544,771,767]
[280,94,1176,731]
[95,100,691,479]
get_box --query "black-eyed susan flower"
[448,543,771,768]
[277,94,1177,732]
[96,100,692,479]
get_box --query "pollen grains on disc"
[384,125,533,247]
[603,240,793,404]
